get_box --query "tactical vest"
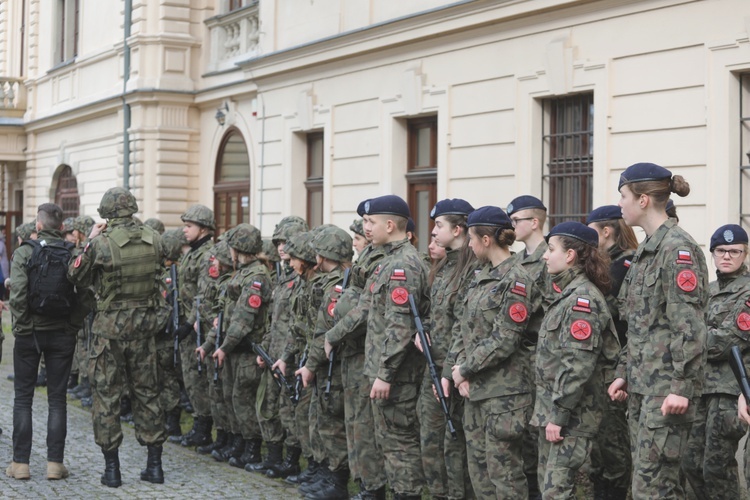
[98,225,161,311]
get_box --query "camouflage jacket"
[453,258,535,401]
[441,265,482,379]
[67,219,170,340]
[306,267,346,373]
[428,247,461,368]
[325,243,387,353]
[606,245,635,348]
[531,268,620,437]
[219,259,272,354]
[617,219,708,398]
[704,266,750,395]
[284,270,327,364]
[261,264,298,361]
[178,235,214,326]
[365,238,429,384]
[509,241,550,343]
[199,269,233,354]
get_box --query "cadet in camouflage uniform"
[351,218,368,257]
[683,225,750,498]
[506,195,549,500]
[586,206,637,499]
[609,163,708,499]
[418,198,475,500]
[157,228,188,437]
[171,205,215,447]
[62,217,76,244]
[450,206,535,499]
[532,222,620,499]
[361,195,429,500]
[209,224,272,469]
[144,218,165,235]
[67,187,171,488]
[295,225,353,499]
[325,201,388,498]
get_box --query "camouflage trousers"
[590,397,631,489]
[628,393,694,499]
[255,369,285,443]
[207,356,230,431]
[279,362,301,449]
[222,350,262,439]
[179,331,211,418]
[155,340,181,414]
[90,335,166,451]
[73,328,88,377]
[308,386,325,463]
[417,374,448,497]
[342,352,386,490]
[444,386,474,500]
[682,394,745,500]
[371,381,424,496]
[522,387,540,498]
[315,362,348,471]
[464,394,530,499]
[537,433,592,499]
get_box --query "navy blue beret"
[506,195,546,216]
[618,162,672,190]
[546,221,598,248]
[406,217,415,233]
[586,205,622,224]
[666,199,675,212]
[710,224,748,251]
[467,206,513,228]
[430,198,475,219]
[356,199,370,217]
[362,195,411,218]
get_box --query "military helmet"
[284,232,316,264]
[62,217,75,233]
[212,240,233,267]
[72,215,96,235]
[161,228,188,262]
[349,218,364,237]
[181,204,216,231]
[261,239,281,262]
[276,216,309,232]
[144,218,165,234]
[272,221,306,246]
[16,222,37,241]
[97,187,139,219]
[227,223,262,255]
[312,225,353,263]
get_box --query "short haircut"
[37,203,64,230]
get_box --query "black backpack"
[24,239,76,317]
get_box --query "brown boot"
[6,462,30,480]
[47,462,69,480]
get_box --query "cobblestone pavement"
[0,332,293,499]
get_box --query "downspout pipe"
[123,0,132,190]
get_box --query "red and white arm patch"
[327,300,336,317]
[572,297,591,314]
[570,319,592,341]
[508,302,528,323]
[390,269,406,281]
[391,287,409,305]
[676,269,698,292]
[737,312,750,332]
[510,281,527,297]
[248,295,262,308]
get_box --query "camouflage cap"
[349,218,364,237]
[272,221,306,246]
[15,222,37,241]
[261,239,281,262]
[181,204,216,231]
[227,223,262,254]
[144,218,165,234]
[72,215,96,235]
[284,231,316,264]
[161,228,188,261]
[312,225,353,262]
[62,217,76,233]
[212,239,233,267]
[97,187,139,219]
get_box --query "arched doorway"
[54,165,80,219]
[214,129,250,236]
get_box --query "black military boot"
[71,378,92,399]
[180,415,213,447]
[298,464,330,495]
[139,445,164,484]
[67,372,78,390]
[266,445,301,479]
[285,457,319,484]
[606,486,628,500]
[246,441,283,472]
[212,433,243,462]
[197,429,228,455]
[358,486,387,500]
[101,448,122,488]
[229,438,262,468]
[165,408,182,437]
[304,467,349,499]
[393,495,421,500]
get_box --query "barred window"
[542,93,594,228]
[740,73,750,228]
[305,132,324,229]
[406,116,437,253]
[54,165,79,219]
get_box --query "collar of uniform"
[36,228,64,241]
[445,246,459,263]
[107,217,135,228]
[381,237,409,254]
[523,240,548,263]
[641,218,676,254]
[716,264,749,290]
[488,255,516,280]
[551,267,584,294]
[190,233,213,251]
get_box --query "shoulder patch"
[676,250,693,265]
[251,281,262,291]
[73,254,83,268]
[327,301,336,317]
[511,281,527,297]
[737,312,750,331]
[508,302,528,323]
[572,297,591,314]
[391,287,409,305]
[676,269,698,292]
[391,269,406,281]
[248,295,262,308]
[570,319,592,341]
[208,267,219,279]
[624,259,631,268]
[334,285,343,293]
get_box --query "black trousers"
[12,331,76,463]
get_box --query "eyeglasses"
[712,248,745,258]
[510,217,535,227]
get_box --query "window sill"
[47,58,77,75]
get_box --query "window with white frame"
[55,0,79,64]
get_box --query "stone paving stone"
[0,333,294,498]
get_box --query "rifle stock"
[325,267,351,401]
[170,264,180,367]
[730,346,750,403]
[253,342,296,401]
[195,297,203,375]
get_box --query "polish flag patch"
[676,250,693,265]
[624,260,631,268]
[334,285,343,293]
[511,281,527,297]
[573,297,591,313]
[251,281,262,291]
[391,269,406,281]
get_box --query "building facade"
[0,0,749,256]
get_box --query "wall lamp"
[215,102,229,126]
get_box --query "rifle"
[730,346,750,404]
[325,267,350,401]
[294,348,308,405]
[275,261,282,284]
[85,311,94,355]
[253,342,295,401]
[409,293,457,440]
[214,307,224,385]
[170,264,180,367]
[195,297,203,375]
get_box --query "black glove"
[175,323,195,342]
